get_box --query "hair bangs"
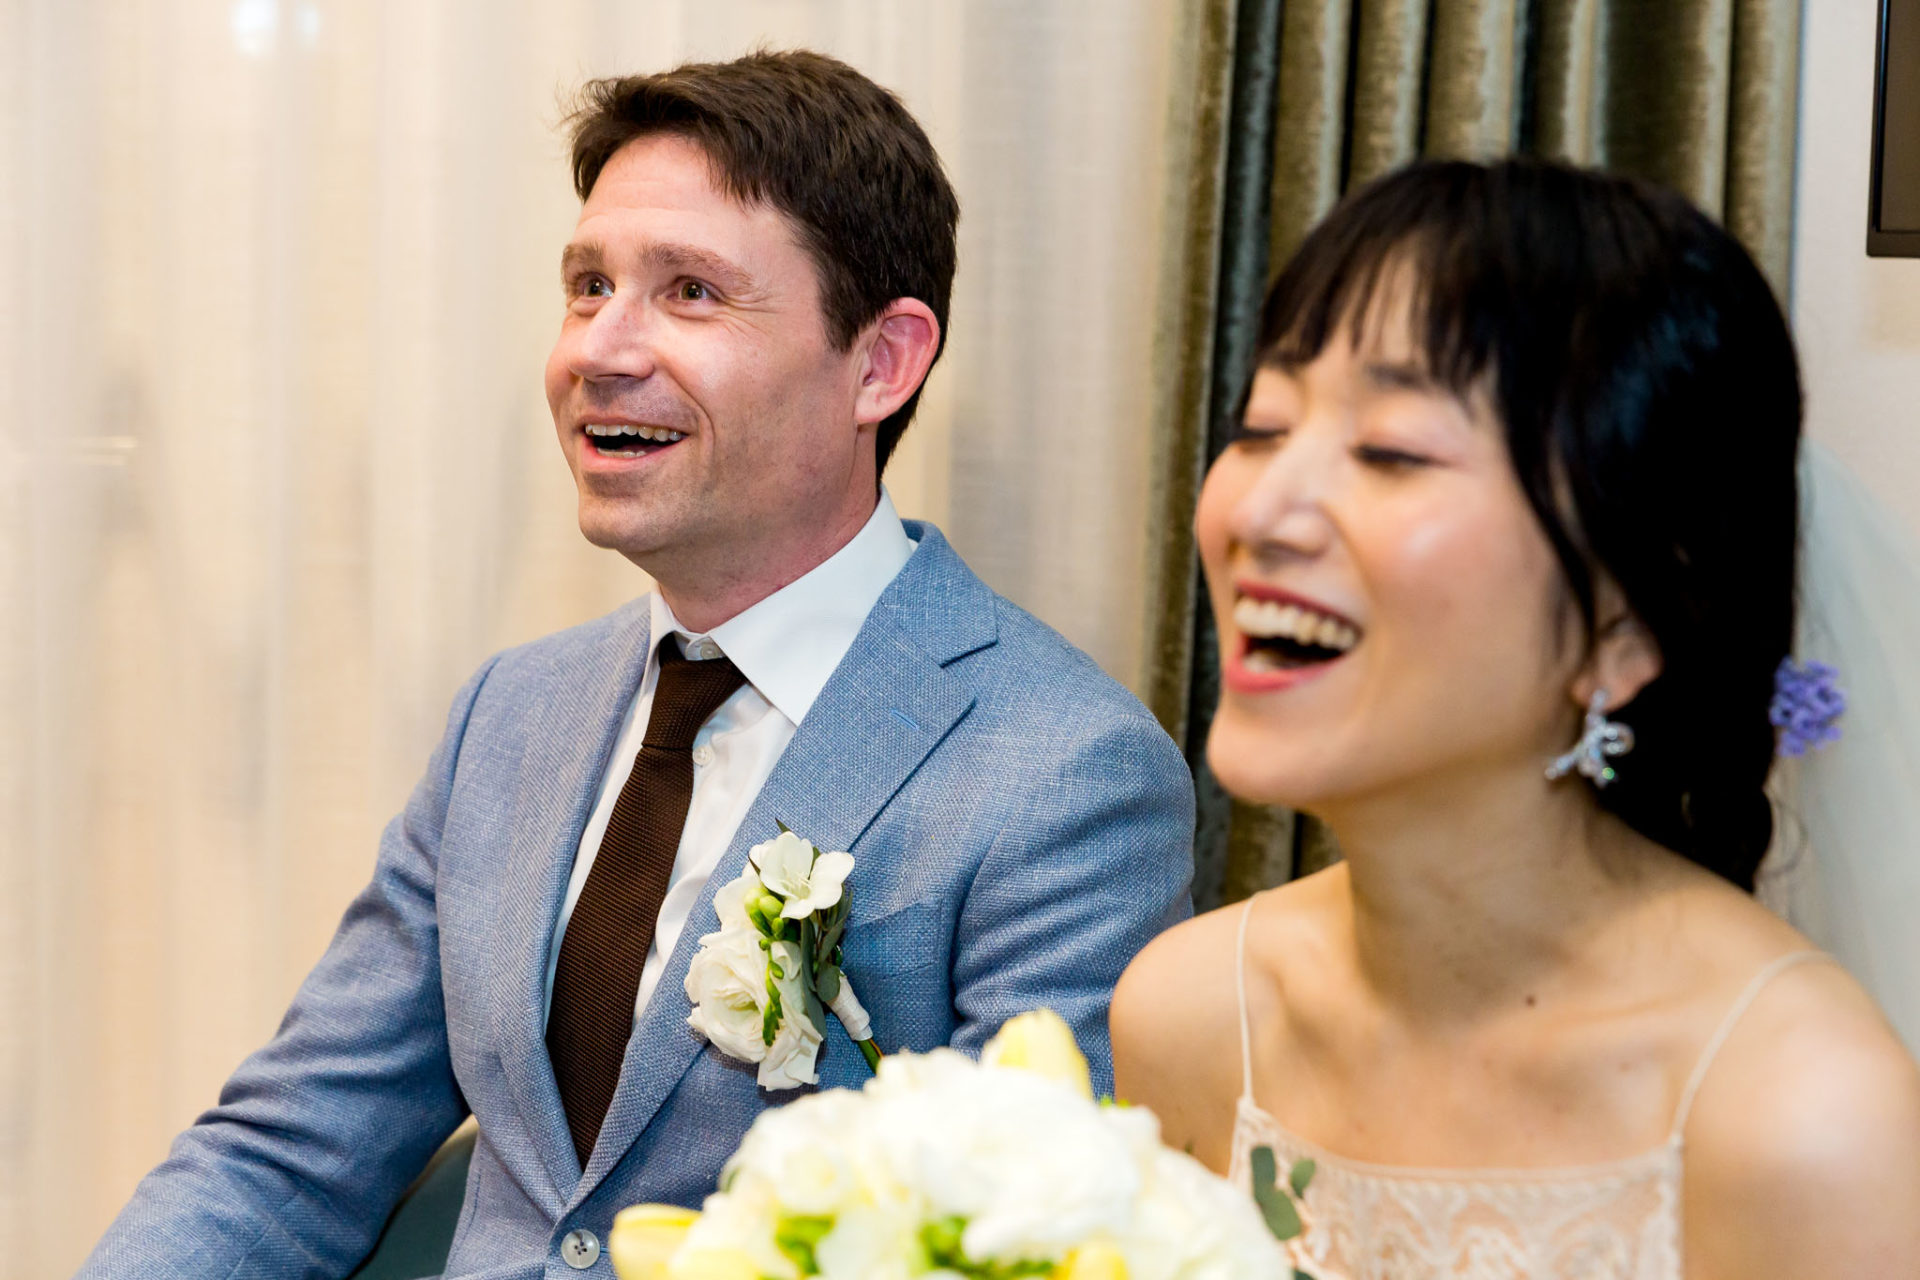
[1253,172,1502,411]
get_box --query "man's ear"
[1571,580,1663,711]
[852,299,940,428]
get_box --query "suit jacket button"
[561,1228,601,1269]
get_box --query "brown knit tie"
[547,640,746,1167]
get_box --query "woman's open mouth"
[1231,593,1361,673]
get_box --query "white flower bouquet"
[609,1011,1290,1280]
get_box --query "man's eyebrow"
[638,241,756,295]
[560,242,604,280]
[558,240,757,297]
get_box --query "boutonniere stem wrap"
[684,827,879,1089]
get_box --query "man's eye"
[677,280,712,302]
[570,275,611,299]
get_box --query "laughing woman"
[1112,160,1920,1279]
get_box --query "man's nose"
[566,292,659,382]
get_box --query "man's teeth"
[1231,596,1360,652]
[585,424,686,451]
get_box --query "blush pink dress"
[1225,895,1829,1279]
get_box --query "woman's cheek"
[1193,461,1239,558]
[1374,494,1562,669]
[1194,458,1252,596]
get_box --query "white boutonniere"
[684,826,880,1090]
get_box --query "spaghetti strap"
[1670,950,1832,1139]
[1234,894,1259,1101]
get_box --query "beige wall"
[1793,0,1920,535]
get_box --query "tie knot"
[644,642,746,749]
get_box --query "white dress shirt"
[541,491,916,1028]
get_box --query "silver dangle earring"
[1546,689,1635,788]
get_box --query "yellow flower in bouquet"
[608,1010,1286,1280]
[979,1008,1094,1100]
[1056,1241,1131,1280]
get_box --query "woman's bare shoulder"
[1114,874,1341,1056]
[1111,875,1340,1170]
[1111,902,1249,1082]
[1683,952,1920,1278]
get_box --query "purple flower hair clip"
[1770,658,1846,758]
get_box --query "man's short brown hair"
[567,50,959,477]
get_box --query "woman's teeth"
[1233,596,1360,672]
[585,424,686,456]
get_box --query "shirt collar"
[647,489,916,726]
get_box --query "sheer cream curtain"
[0,2,1197,1272]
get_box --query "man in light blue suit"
[80,50,1193,1280]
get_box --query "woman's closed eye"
[1354,443,1434,470]
[1228,420,1290,448]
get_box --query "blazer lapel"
[573,588,986,1203]
[488,606,653,1201]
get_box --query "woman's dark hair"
[1250,159,1800,889]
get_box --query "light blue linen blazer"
[78,523,1195,1280]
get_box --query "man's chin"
[576,508,673,564]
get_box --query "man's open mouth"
[1232,594,1361,673]
[584,423,687,458]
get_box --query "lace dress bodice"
[1224,897,1827,1280]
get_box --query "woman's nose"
[1228,430,1338,560]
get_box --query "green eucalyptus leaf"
[1261,1190,1304,1242]
[1250,1145,1303,1240]
[1289,1157,1316,1197]
[775,818,793,835]
[816,963,841,1002]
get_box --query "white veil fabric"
[1759,442,1920,1054]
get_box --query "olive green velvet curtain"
[1145,0,1805,910]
